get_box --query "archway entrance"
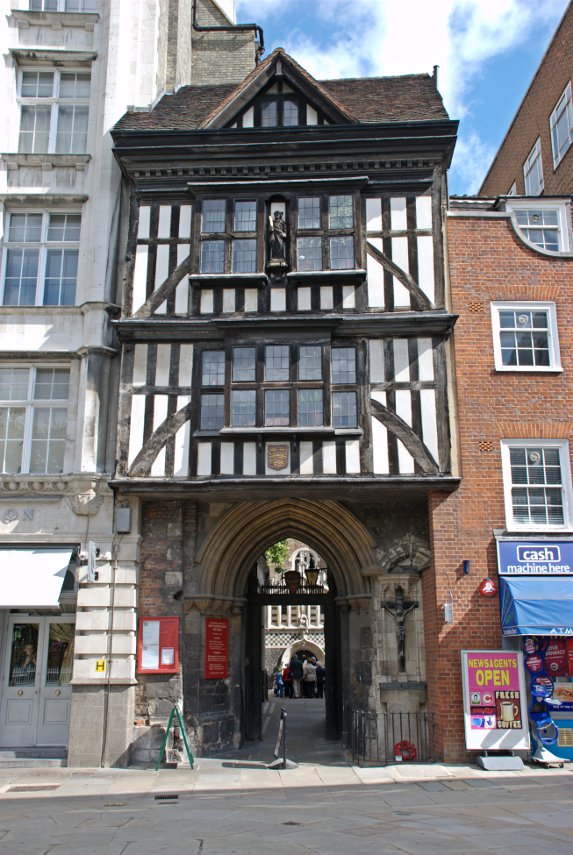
[243,559,342,745]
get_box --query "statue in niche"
[267,210,288,270]
[382,585,418,673]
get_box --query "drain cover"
[154,793,179,801]
[7,784,59,793]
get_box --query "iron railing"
[347,709,437,766]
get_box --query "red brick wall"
[424,212,573,761]
[480,4,573,195]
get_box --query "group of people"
[274,654,325,699]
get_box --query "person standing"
[290,655,304,698]
[315,661,325,698]
[282,663,293,699]
[303,656,317,698]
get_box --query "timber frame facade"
[111,49,460,760]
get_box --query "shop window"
[2,211,81,306]
[491,302,561,372]
[501,440,573,531]
[506,200,571,253]
[0,366,69,474]
[523,138,544,196]
[18,69,90,154]
[550,82,573,168]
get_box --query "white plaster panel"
[298,287,311,310]
[392,237,410,308]
[243,442,257,475]
[75,611,137,632]
[222,289,235,313]
[322,441,337,475]
[243,106,254,127]
[265,444,290,475]
[416,195,432,230]
[179,205,192,238]
[270,289,286,312]
[306,105,318,125]
[299,441,314,475]
[342,286,355,309]
[151,394,168,477]
[220,442,235,474]
[397,437,415,474]
[367,238,384,308]
[417,338,434,381]
[137,205,150,239]
[197,442,212,476]
[128,395,146,466]
[390,197,407,231]
[371,411,389,474]
[420,388,439,463]
[158,206,171,238]
[155,244,170,291]
[179,346,193,386]
[200,290,214,314]
[133,344,147,387]
[417,235,435,304]
[175,275,189,315]
[366,198,382,232]
[345,440,361,474]
[132,245,149,313]
[244,289,258,311]
[395,389,412,425]
[320,286,333,310]
[155,345,171,386]
[393,339,410,382]
[174,395,191,477]
[369,340,385,383]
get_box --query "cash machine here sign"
[497,540,573,575]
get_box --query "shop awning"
[499,576,573,636]
[0,548,74,608]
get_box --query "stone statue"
[268,210,287,266]
[382,585,418,672]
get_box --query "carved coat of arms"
[267,445,289,471]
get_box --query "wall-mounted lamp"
[443,589,454,624]
[463,560,470,575]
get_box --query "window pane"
[498,309,551,367]
[0,368,30,400]
[47,213,81,242]
[45,623,74,687]
[234,201,256,232]
[44,249,78,305]
[31,407,67,474]
[35,368,70,400]
[297,236,322,271]
[232,238,257,273]
[200,393,224,430]
[297,389,323,426]
[21,71,54,98]
[332,347,356,384]
[0,407,25,474]
[509,445,565,526]
[298,197,321,230]
[260,99,277,127]
[200,240,225,273]
[299,345,322,380]
[9,624,39,687]
[283,99,299,126]
[232,347,256,382]
[332,391,357,428]
[265,345,289,381]
[329,195,353,229]
[265,389,290,426]
[231,390,256,426]
[19,106,51,153]
[202,200,226,233]
[201,351,225,386]
[330,236,354,269]
[55,105,88,153]
[4,248,39,305]
[59,72,91,99]
[9,213,43,242]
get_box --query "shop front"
[497,537,573,764]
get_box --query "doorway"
[0,615,75,748]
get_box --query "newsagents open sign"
[497,540,573,575]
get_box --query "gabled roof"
[114,47,449,133]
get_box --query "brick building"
[480,1,573,196]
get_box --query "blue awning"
[499,576,573,636]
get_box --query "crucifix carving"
[382,585,418,672]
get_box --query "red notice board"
[204,617,229,679]
[137,617,179,674]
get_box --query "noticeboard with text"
[204,617,229,679]
[137,617,179,674]
[461,650,530,751]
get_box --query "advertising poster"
[461,650,530,751]
[523,636,573,712]
[204,617,229,679]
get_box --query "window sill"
[197,427,363,438]
[11,10,99,31]
[287,269,367,285]
[190,273,268,287]
[1,153,91,171]
[494,366,563,374]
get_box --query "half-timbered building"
[110,45,460,762]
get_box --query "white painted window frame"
[550,81,573,169]
[501,439,573,532]
[17,67,90,155]
[491,301,561,372]
[523,138,544,196]
[505,198,571,253]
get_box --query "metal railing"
[348,709,437,766]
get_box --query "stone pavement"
[0,698,572,854]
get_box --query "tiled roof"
[114,49,449,132]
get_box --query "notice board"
[204,617,229,679]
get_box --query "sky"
[234,0,570,195]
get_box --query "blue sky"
[235,0,569,194]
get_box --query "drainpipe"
[192,0,265,60]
